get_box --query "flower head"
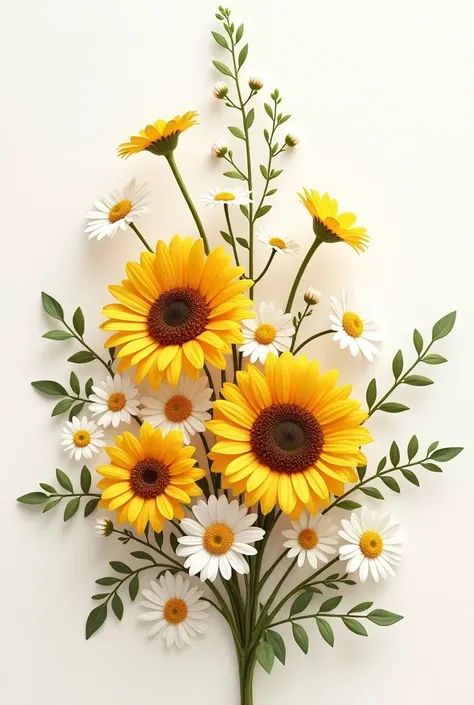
[257,226,300,256]
[60,416,105,462]
[139,572,209,648]
[249,76,263,91]
[282,513,338,568]
[213,82,229,99]
[85,179,151,241]
[285,133,299,147]
[304,287,321,305]
[338,508,404,582]
[89,374,140,428]
[330,291,382,362]
[176,495,265,582]
[211,141,228,158]
[118,111,198,158]
[202,187,252,208]
[240,302,295,363]
[299,189,369,252]
[95,517,114,537]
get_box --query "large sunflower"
[118,111,198,158]
[97,422,205,533]
[298,189,369,253]
[207,352,372,518]
[101,235,253,388]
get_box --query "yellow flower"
[97,422,205,533]
[298,189,369,252]
[118,111,198,158]
[207,352,371,518]
[101,235,253,388]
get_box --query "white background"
[1,0,473,702]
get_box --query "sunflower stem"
[292,328,332,355]
[285,237,323,314]
[129,222,153,252]
[253,249,276,285]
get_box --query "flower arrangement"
[18,6,463,704]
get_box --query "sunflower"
[118,111,198,158]
[97,422,205,534]
[101,235,253,388]
[298,189,369,253]
[207,352,371,518]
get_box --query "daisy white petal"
[329,290,383,362]
[281,512,339,569]
[257,226,300,256]
[239,301,295,364]
[201,187,252,208]
[60,416,104,462]
[85,178,151,241]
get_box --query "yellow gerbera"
[298,189,369,252]
[118,111,198,158]
[97,422,205,533]
[207,352,372,518]
[101,235,253,388]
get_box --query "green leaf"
[256,641,274,674]
[377,456,387,474]
[41,292,64,321]
[31,380,68,396]
[260,164,269,179]
[423,354,447,365]
[366,378,377,408]
[360,486,384,500]
[427,440,439,453]
[404,375,433,386]
[43,330,73,341]
[212,60,234,77]
[64,497,80,521]
[306,586,322,595]
[265,630,286,665]
[154,531,164,548]
[292,623,309,653]
[85,378,94,397]
[290,591,313,617]
[367,609,403,626]
[70,371,80,395]
[39,482,56,493]
[129,573,140,601]
[212,31,229,48]
[238,43,248,68]
[245,108,255,129]
[223,170,246,180]
[432,311,456,341]
[80,466,92,493]
[220,230,232,245]
[336,500,361,511]
[170,533,179,553]
[430,447,463,462]
[110,561,132,574]
[69,402,85,421]
[17,491,49,505]
[266,189,278,197]
[255,205,272,219]
[85,603,107,639]
[56,468,73,493]
[421,462,442,473]
[270,169,283,179]
[348,601,373,614]
[96,577,120,586]
[264,103,274,119]
[357,465,367,481]
[42,498,61,513]
[235,23,244,42]
[84,498,100,517]
[401,469,419,486]
[228,125,245,140]
[392,350,404,379]
[112,593,124,621]
[413,328,423,354]
[382,476,400,493]
[68,351,95,364]
[72,307,85,337]
[236,237,249,249]
[390,441,400,466]
[316,617,334,647]
[342,617,368,636]
[130,551,155,562]
[407,435,419,461]
[379,402,409,413]
[240,205,249,218]
[51,398,74,416]
[91,593,109,600]
[320,595,342,613]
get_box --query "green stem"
[63,322,111,373]
[203,363,217,401]
[290,303,310,352]
[51,492,101,499]
[270,612,372,628]
[232,345,239,383]
[293,329,332,355]
[224,203,241,265]
[285,237,323,313]
[165,152,210,254]
[113,529,184,569]
[258,550,287,591]
[253,249,276,285]
[223,153,247,179]
[253,97,278,220]
[129,222,153,252]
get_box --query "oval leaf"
[401,469,419,486]
[70,371,80,395]
[342,617,368,636]
[84,497,100,517]
[17,491,49,505]
[379,402,409,413]
[32,380,67,396]
[404,375,433,386]
[292,623,309,653]
[43,330,73,341]
[265,630,286,664]
[238,43,248,67]
[56,468,73,493]
[320,595,342,613]
[316,617,334,647]
[73,307,85,337]
[42,292,64,321]
[407,435,419,461]
[256,641,275,674]
[367,609,403,626]
[413,328,424,353]
[129,574,140,602]
[111,593,124,621]
[212,60,233,77]
[432,311,456,341]
[85,603,107,639]
[382,476,400,493]
[392,350,404,380]
[389,441,400,466]
[366,378,377,409]
[290,591,313,617]
[64,497,80,521]
[211,31,229,48]
[80,466,92,493]
[336,500,361,511]
[51,398,74,416]
[110,561,132,574]
[423,354,447,365]
[360,487,384,500]
[430,447,463,462]
[68,351,95,364]
[348,601,374,614]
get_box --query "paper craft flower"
[139,572,209,647]
[60,416,105,462]
[95,517,113,537]
[101,235,253,388]
[304,287,321,305]
[202,187,252,208]
[240,301,295,363]
[176,495,265,582]
[299,189,369,252]
[88,374,140,428]
[84,179,151,241]
[282,513,338,568]
[118,111,198,158]
[140,376,213,444]
[257,227,300,256]
[213,82,229,99]
[338,509,404,582]
[208,352,372,517]
[97,422,205,534]
[330,291,382,362]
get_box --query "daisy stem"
[285,237,323,314]
[292,329,332,355]
[224,203,241,266]
[113,529,185,569]
[203,364,217,401]
[165,153,210,255]
[223,153,247,179]
[206,580,243,654]
[252,95,278,220]
[269,611,371,628]
[290,303,310,352]
[253,249,276,285]
[258,550,287,591]
[129,222,153,252]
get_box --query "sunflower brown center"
[108,199,132,223]
[298,528,319,550]
[203,523,234,555]
[164,394,192,422]
[73,430,91,447]
[164,597,188,624]
[108,392,126,411]
[250,403,324,474]
[359,530,383,558]
[130,458,170,498]
[147,287,210,346]
[342,311,364,338]
[269,237,287,249]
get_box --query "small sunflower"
[207,352,372,518]
[97,422,205,534]
[101,235,253,388]
[118,111,198,158]
[299,189,369,253]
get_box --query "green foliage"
[367,609,403,626]
[86,604,107,639]
[319,596,342,613]
[32,380,67,396]
[316,617,334,646]
[42,292,64,321]
[265,630,286,664]
[292,623,309,653]
[43,330,73,341]
[289,591,312,617]
[72,307,85,337]
[342,617,368,636]
[68,351,95,364]
[432,311,456,341]
[256,641,274,673]
[212,59,233,77]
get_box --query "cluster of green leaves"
[17,466,100,520]
[31,372,93,420]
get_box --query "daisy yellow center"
[342,311,364,338]
[108,392,126,411]
[73,430,91,447]
[163,597,188,624]
[214,191,236,202]
[298,528,319,550]
[255,323,277,345]
[108,199,132,223]
[269,237,287,249]
[165,395,192,422]
[359,530,383,558]
[203,523,234,555]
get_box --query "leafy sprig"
[31,371,94,420]
[17,466,100,520]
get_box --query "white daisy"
[95,517,113,537]
[140,376,212,444]
[88,374,140,428]
[201,187,252,208]
[138,572,209,649]
[330,290,383,362]
[176,495,265,582]
[338,508,404,582]
[239,301,295,363]
[60,416,105,462]
[85,178,151,241]
[282,513,339,569]
[257,226,300,256]
[304,287,321,305]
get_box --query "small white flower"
[285,133,299,147]
[240,301,295,363]
[304,287,321,305]
[338,508,404,582]
[95,517,114,537]
[88,374,140,428]
[330,290,383,362]
[140,377,212,445]
[249,76,264,91]
[201,187,252,208]
[211,141,228,158]
[85,178,151,241]
[257,226,300,256]
[282,513,338,569]
[177,495,265,582]
[60,416,105,462]
[213,81,229,99]
[138,572,210,649]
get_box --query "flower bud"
[304,287,321,305]
[285,133,299,147]
[213,82,229,99]
[249,76,264,91]
[95,517,114,537]
[211,142,228,158]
